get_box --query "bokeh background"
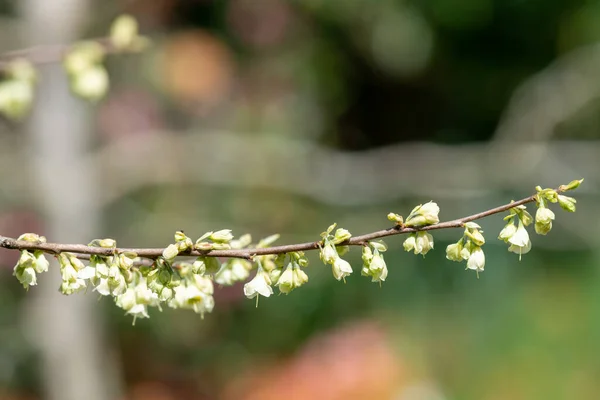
[1,0,600,399]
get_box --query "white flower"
[403,235,416,252]
[508,221,531,259]
[466,247,485,272]
[535,207,555,235]
[368,251,388,283]
[405,232,434,256]
[78,266,96,280]
[415,232,434,255]
[162,243,179,261]
[244,267,273,300]
[332,257,353,281]
[15,266,37,289]
[445,242,463,262]
[277,264,295,294]
[320,243,338,264]
[33,251,49,273]
[498,222,517,242]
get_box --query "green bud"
[387,213,403,225]
[559,179,583,192]
[557,195,576,212]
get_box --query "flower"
[215,259,251,285]
[244,266,273,302]
[403,235,416,252]
[466,247,485,273]
[535,207,555,235]
[169,276,215,317]
[13,251,37,289]
[367,251,388,283]
[405,232,434,256]
[162,243,179,261]
[446,242,463,262]
[498,222,517,242]
[508,221,531,259]
[332,257,353,281]
[404,201,440,227]
[320,243,338,264]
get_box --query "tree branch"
[0,192,539,261]
[0,38,122,70]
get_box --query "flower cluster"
[0,15,148,121]
[446,222,486,274]
[12,234,49,289]
[361,241,389,283]
[400,201,440,256]
[319,223,353,282]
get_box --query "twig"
[0,192,538,261]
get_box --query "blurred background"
[1,0,599,399]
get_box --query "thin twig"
[0,192,539,261]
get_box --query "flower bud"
[559,179,583,192]
[110,14,139,50]
[387,213,403,225]
[465,228,485,246]
[557,195,576,212]
[404,201,440,227]
[209,229,234,243]
[332,228,352,244]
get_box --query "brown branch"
[0,192,539,261]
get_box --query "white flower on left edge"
[243,265,273,300]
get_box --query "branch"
[0,192,538,260]
[0,38,118,70]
